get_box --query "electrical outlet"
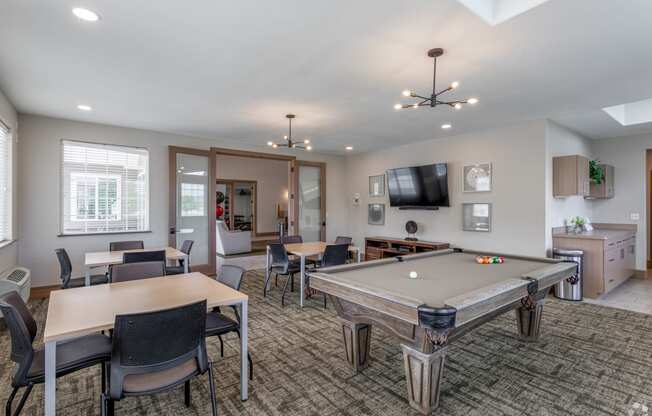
[630,213,640,221]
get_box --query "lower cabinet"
[553,232,636,298]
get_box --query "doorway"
[216,180,257,234]
[297,161,326,242]
[168,146,216,275]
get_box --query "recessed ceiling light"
[467,98,479,104]
[345,146,353,151]
[77,104,92,111]
[441,124,452,129]
[72,8,100,22]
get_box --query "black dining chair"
[110,261,166,283]
[308,243,350,308]
[334,236,353,245]
[263,243,301,306]
[122,250,166,264]
[109,241,144,251]
[205,265,253,380]
[281,235,303,244]
[166,240,194,275]
[1,291,111,416]
[101,300,217,416]
[55,248,109,289]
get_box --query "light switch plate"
[630,212,640,221]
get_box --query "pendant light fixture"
[395,48,478,111]
[267,114,312,151]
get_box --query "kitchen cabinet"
[587,164,614,199]
[553,155,590,197]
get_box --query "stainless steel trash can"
[552,248,583,301]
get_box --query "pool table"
[307,248,577,415]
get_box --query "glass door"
[169,147,215,275]
[298,162,325,242]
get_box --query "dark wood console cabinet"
[364,236,449,261]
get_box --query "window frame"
[0,118,12,243]
[59,139,151,236]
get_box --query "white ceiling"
[1,0,652,154]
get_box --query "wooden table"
[84,247,188,286]
[43,273,249,416]
[265,241,362,308]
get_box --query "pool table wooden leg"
[340,319,371,373]
[515,291,547,342]
[401,343,447,415]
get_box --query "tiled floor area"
[585,277,652,314]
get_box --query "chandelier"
[267,114,312,151]
[395,48,478,110]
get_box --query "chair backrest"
[321,244,350,268]
[110,261,166,283]
[334,236,353,245]
[269,243,290,273]
[180,240,194,255]
[109,240,144,251]
[282,235,303,244]
[0,291,37,387]
[123,250,166,264]
[217,265,245,291]
[55,248,73,288]
[109,300,208,399]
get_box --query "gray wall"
[17,114,348,287]
[544,121,595,252]
[345,120,549,257]
[0,88,18,273]
[591,134,651,270]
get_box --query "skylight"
[603,98,652,126]
[456,0,551,26]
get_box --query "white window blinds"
[61,140,149,235]
[0,121,11,241]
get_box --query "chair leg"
[263,271,272,297]
[5,386,18,416]
[184,380,191,407]
[101,362,106,395]
[275,273,278,287]
[323,292,327,309]
[12,384,33,416]
[207,363,219,416]
[290,274,295,292]
[281,274,292,306]
[101,393,107,416]
[218,335,224,357]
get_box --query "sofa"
[216,220,252,255]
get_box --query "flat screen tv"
[386,163,449,209]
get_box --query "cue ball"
[409,271,418,279]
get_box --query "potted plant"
[589,160,605,185]
[566,216,588,233]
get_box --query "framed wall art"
[463,163,492,193]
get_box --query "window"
[0,120,11,242]
[180,183,206,217]
[61,140,149,235]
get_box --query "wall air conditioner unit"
[0,267,31,316]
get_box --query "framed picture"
[369,174,385,197]
[463,163,492,193]
[463,203,492,232]
[368,203,385,225]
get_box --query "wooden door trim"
[169,146,216,276]
[296,160,327,241]
[211,147,296,162]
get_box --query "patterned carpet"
[1,270,652,415]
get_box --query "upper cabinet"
[587,164,614,199]
[553,155,590,197]
[553,155,614,199]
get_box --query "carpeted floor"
[2,270,652,415]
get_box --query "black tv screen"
[386,163,449,209]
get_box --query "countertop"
[552,229,636,241]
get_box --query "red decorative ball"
[216,206,224,217]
